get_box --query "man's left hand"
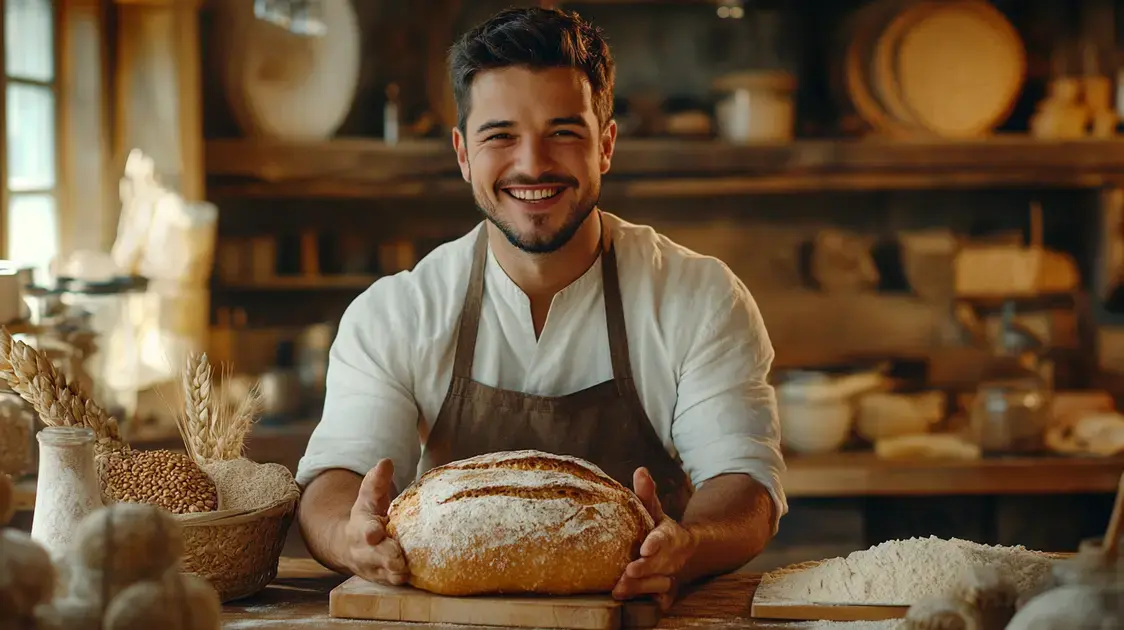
[612,467,697,611]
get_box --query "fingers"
[351,537,410,585]
[639,523,670,558]
[624,554,676,579]
[355,459,396,518]
[612,575,673,600]
[632,467,663,521]
[360,516,389,546]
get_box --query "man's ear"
[599,119,617,175]
[452,127,471,182]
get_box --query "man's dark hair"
[448,7,615,134]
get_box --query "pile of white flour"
[758,536,1055,605]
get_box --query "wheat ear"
[218,361,262,460]
[0,327,126,453]
[180,352,214,461]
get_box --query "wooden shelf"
[782,451,1124,498]
[205,136,1124,199]
[214,275,379,291]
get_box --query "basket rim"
[176,492,298,527]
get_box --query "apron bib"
[420,225,693,520]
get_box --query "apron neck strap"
[451,226,490,379]
[452,220,635,383]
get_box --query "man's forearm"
[677,473,777,584]
[297,469,364,575]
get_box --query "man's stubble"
[470,166,601,255]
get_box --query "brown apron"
[420,225,694,521]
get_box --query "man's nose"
[513,136,554,178]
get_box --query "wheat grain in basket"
[0,327,302,602]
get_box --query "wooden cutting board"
[750,599,910,622]
[329,576,661,630]
[750,560,910,622]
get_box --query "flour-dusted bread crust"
[387,450,655,596]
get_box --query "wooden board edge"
[750,600,910,622]
[327,576,656,630]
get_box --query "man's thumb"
[357,458,396,517]
[633,467,663,521]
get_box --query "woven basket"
[175,491,299,602]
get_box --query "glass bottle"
[30,426,104,561]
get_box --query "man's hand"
[612,467,697,611]
[343,458,410,585]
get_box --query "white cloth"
[296,212,788,526]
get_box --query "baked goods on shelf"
[388,450,653,596]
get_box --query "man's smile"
[500,184,569,208]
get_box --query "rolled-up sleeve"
[670,282,788,532]
[295,279,421,493]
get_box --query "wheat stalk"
[0,327,126,453]
[178,353,261,462]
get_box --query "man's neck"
[487,211,604,336]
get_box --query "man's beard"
[474,182,600,254]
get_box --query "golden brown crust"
[387,450,653,596]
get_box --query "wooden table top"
[221,558,794,630]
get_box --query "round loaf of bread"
[387,450,654,596]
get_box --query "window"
[2,0,59,283]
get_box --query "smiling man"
[295,6,787,610]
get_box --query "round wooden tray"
[840,0,1024,139]
[891,0,1025,138]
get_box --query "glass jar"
[31,426,104,561]
[969,374,1051,454]
[968,334,1052,455]
[0,391,36,480]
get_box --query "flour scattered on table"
[791,622,900,630]
[757,536,1055,605]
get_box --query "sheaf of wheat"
[0,326,127,454]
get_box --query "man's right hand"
[343,458,409,585]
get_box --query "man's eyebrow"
[551,116,587,127]
[476,120,513,134]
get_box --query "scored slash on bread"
[387,450,654,597]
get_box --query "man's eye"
[554,130,580,137]
[485,133,512,141]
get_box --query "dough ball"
[952,565,1017,630]
[178,573,221,630]
[72,502,183,581]
[0,529,56,617]
[901,596,981,630]
[103,571,222,630]
[104,579,184,630]
[1006,584,1117,630]
[33,597,103,630]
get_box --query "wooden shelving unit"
[205,137,1124,199]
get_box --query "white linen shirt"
[295,212,788,526]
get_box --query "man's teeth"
[507,188,562,201]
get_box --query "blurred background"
[5,0,1124,568]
